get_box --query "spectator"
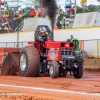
[70,35,79,51]
[70,35,83,58]
[70,35,74,41]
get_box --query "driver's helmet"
[40,27,46,36]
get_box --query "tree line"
[76,4,100,13]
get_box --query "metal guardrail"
[0,40,100,58]
[0,41,28,48]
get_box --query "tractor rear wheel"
[19,46,40,77]
[49,61,59,78]
[73,65,83,78]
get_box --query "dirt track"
[0,70,100,100]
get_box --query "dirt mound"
[1,53,20,76]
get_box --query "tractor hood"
[45,40,74,48]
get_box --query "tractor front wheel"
[73,65,83,78]
[49,61,59,78]
[19,46,40,77]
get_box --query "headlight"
[49,51,56,57]
[47,50,58,60]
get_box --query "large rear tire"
[19,46,40,77]
[49,61,59,78]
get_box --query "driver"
[37,26,51,41]
[39,27,46,36]
[38,27,47,41]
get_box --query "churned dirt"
[0,70,100,100]
[1,53,20,76]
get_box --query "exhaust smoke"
[33,0,58,41]
[40,0,58,41]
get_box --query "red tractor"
[19,25,83,78]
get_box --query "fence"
[0,40,100,58]
[80,39,100,58]
[0,42,28,48]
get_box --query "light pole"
[16,17,21,51]
[74,0,76,16]
[63,16,66,29]
[11,7,14,32]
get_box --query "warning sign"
[28,9,36,16]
